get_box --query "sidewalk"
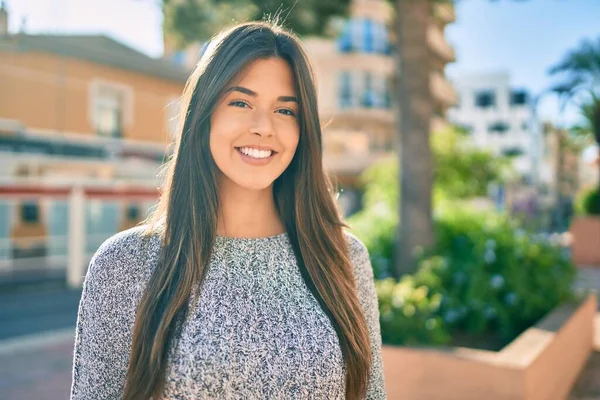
[569,266,600,400]
[0,328,75,400]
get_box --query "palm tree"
[394,0,435,275]
[549,37,600,194]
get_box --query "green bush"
[377,276,451,346]
[348,209,396,279]
[575,186,600,216]
[372,208,576,348]
[346,157,398,279]
[348,127,576,348]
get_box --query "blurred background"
[0,0,599,399]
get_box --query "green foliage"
[348,128,576,347]
[377,277,451,346]
[549,37,600,147]
[579,96,600,145]
[432,127,511,199]
[162,0,351,48]
[359,157,399,210]
[374,208,577,348]
[345,156,398,278]
[347,127,509,278]
[575,186,600,216]
[348,209,397,279]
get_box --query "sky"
[4,0,600,126]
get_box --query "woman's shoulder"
[93,225,161,262]
[86,225,162,284]
[343,230,369,260]
[342,230,372,278]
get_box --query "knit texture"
[70,225,386,399]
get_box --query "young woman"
[70,21,385,400]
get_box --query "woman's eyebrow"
[225,86,298,103]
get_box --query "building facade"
[447,72,540,182]
[0,4,187,276]
[302,0,395,189]
[302,0,457,212]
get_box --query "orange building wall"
[0,50,185,145]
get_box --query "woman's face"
[210,57,300,192]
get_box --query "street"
[0,284,81,340]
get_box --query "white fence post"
[67,186,86,288]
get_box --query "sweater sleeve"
[70,228,148,400]
[345,232,387,400]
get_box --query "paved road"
[0,283,81,340]
[0,283,82,399]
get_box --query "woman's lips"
[235,147,276,166]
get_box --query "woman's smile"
[235,146,278,166]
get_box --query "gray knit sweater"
[70,226,386,399]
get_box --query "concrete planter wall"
[382,294,597,400]
[570,216,600,266]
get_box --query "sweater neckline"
[215,232,289,244]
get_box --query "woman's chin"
[232,178,275,192]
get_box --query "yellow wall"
[0,50,185,145]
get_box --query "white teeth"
[239,147,272,159]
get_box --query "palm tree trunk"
[394,0,435,277]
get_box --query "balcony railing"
[434,2,456,24]
[427,24,456,63]
[430,71,458,107]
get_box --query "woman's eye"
[229,100,250,108]
[277,108,296,117]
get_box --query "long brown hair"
[123,21,371,400]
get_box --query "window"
[488,121,510,134]
[382,24,392,54]
[501,146,524,157]
[363,19,374,53]
[337,30,352,53]
[338,71,353,108]
[361,72,376,108]
[21,201,39,223]
[475,90,496,108]
[126,203,140,221]
[337,19,390,55]
[510,90,528,106]
[383,76,392,109]
[93,84,126,138]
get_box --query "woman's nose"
[250,111,274,137]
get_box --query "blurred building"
[538,123,600,208]
[448,72,539,182]
[0,3,186,278]
[303,0,457,213]
[580,144,600,188]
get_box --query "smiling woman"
[210,58,300,195]
[69,20,386,400]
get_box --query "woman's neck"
[216,181,285,238]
